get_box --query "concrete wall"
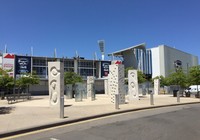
[151,45,199,78]
[163,45,198,77]
[151,47,161,78]
[123,50,137,69]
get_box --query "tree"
[0,68,14,94]
[0,68,8,75]
[64,71,83,85]
[64,72,83,98]
[138,71,147,84]
[188,66,200,85]
[165,69,188,89]
[16,72,39,93]
[188,65,200,97]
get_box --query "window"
[33,67,47,78]
[79,61,94,68]
[64,60,74,67]
[33,59,46,66]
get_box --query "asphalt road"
[7,104,200,140]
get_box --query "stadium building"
[0,53,111,94]
[0,43,198,94]
[108,43,198,78]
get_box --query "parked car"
[185,85,200,97]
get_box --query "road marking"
[50,138,60,140]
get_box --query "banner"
[101,61,111,77]
[2,53,15,77]
[15,55,31,75]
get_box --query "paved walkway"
[0,94,199,137]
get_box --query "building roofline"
[151,45,199,58]
[108,43,146,56]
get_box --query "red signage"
[115,61,122,64]
[4,54,14,59]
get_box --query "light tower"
[98,40,105,60]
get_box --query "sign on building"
[15,55,31,77]
[2,53,15,77]
[101,61,111,77]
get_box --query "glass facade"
[63,59,74,72]
[63,60,74,68]
[146,50,152,75]
[134,49,152,78]
[32,57,48,79]
[32,66,47,79]
[145,50,152,79]
[30,57,100,79]
[78,60,96,78]
[33,58,46,66]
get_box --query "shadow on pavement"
[0,107,15,115]
[64,105,72,107]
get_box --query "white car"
[185,85,200,97]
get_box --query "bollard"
[60,96,64,118]
[91,93,95,101]
[91,83,95,101]
[150,92,154,105]
[115,94,119,109]
[177,91,180,103]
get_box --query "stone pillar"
[128,70,139,100]
[87,76,95,97]
[82,83,87,99]
[74,83,83,102]
[104,79,109,95]
[48,62,64,118]
[65,84,73,99]
[154,79,160,95]
[91,83,96,101]
[74,59,78,74]
[108,63,125,104]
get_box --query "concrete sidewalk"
[0,94,199,137]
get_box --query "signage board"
[15,55,31,76]
[101,61,111,77]
[2,53,15,77]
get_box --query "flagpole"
[93,53,94,77]
[54,48,57,58]
[31,47,33,56]
[5,44,7,53]
[13,55,16,94]
[46,56,48,79]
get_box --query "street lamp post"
[98,40,105,61]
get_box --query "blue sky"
[0,0,200,62]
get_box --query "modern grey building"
[108,43,198,78]
[108,43,152,78]
[151,45,198,78]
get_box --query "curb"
[0,101,200,138]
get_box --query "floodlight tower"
[98,40,105,60]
